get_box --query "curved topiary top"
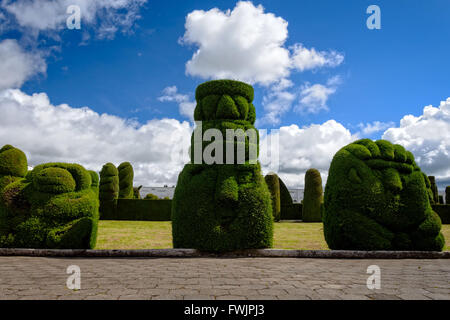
[118,162,134,199]
[0,145,28,177]
[194,80,256,123]
[323,139,445,251]
[30,163,92,192]
[99,163,119,201]
[302,168,323,222]
[195,80,254,103]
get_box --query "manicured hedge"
[281,204,302,220]
[0,158,99,249]
[323,139,445,251]
[101,199,172,221]
[265,173,281,221]
[99,163,119,217]
[0,145,28,191]
[432,204,450,224]
[172,80,273,252]
[118,162,134,199]
[302,169,323,222]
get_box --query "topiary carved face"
[324,139,445,251]
[172,80,273,252]
[0,161,99,249]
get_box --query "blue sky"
[1,0,450,187]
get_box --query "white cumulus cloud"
[158,86,196,121]
[0,39,46,90]
[0,88,192,186]
[181,1,343,85]
[382,98,450,187]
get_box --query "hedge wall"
[432,204,450,224]
[280,203,302,220]
[100,199,172,221]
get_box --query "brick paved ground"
[0,257,448,300]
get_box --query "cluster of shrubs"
[0,145,99,249]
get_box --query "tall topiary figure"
[172,80,273,251]
[118,162,134,199]
[0,158,99,249]
[323,139,445,251]
[99,163,119,217]
[0,145,28,191]
[265,173,281,222]
[446,186,450,205]
[428,176,439,204]
[302,168,323,222]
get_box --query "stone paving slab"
[0,257,449,300]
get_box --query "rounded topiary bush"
[0,162,99,249]
[99,163,119,218]
[0,145,28,191]
[323,139,445,251]
[118,162,134,199]
[428,176,439,204]
[302,168,323,222]
[145,193,159,200]
[172,80,273,252]
[446,186,450,205]
[265,173,280,222]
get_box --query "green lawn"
[96,221,450,251]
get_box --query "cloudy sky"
[0,0,449,188]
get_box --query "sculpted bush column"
[265,173,281,222]
[323,139,445,251]
[172,80,273,251]
[302,169,323,222]
[118,162,134,199]
[99,163,119,217]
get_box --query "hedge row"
[432,204,450,224]
[101,199,172,221]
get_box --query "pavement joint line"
[0,248,449,259]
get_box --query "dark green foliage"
[280,203,302,220]
[265,173,281,221]
[446,186,450,205]
[133,185,142,199]
[428,176,439,204]
[0,161,99,249]
[101,199,172,221]
[118,162,134,199]
[302,169,323,222]
[439,195,444,204]
[432,204,450,224]
[99,163,118,217]
[172,80,273,252]
[279,177,293,206]
[324,139,445,251]
[423,174,435,204]
[0,145,28,192]
[145,193,159,200]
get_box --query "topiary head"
[194,80,256,123]
[31,163,92,194]
[326,139,429,230]
[0,145,28,177]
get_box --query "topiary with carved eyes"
[0,159,99,249]
[323,139,445,251]
[172,80,273,252]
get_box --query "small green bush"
[172,80,273,252]
[145,193,159,200]
[302,169,323,222]
[0,159,99,249]
[0,145,28,192]
[323,139,445,251]
[118,162,134,199]
[264,173,281,221]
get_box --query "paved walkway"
[0,257,449,300]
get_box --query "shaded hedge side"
[302,169,323,222]
[101,199,172,221]
[265,173,281,222]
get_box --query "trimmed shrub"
[0,161,99,249]
[302,169,323,222]
[118,162,134,199]
[101,199,172,221]
[439,195,444,204]
[99,163,118,218]
[428,176,439,204]
[279,177,293,206]
[145,193,159,200]
[323,139,445,251]
[265,173,281,221]
[281,203,302,220]
[0,145,28,192]
[172,80,273,252]
[446,186,450,205]
[133,185,142,199]
[432,204,450,224]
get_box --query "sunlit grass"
[95,220,450,251]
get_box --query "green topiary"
[99,163,119,217]
[423,174,435,204]
[264,173,281,221]
[323,139,445,251]
[428,176,439,204]
[118,162,134,199]
[133,185,142,199]
[172,80,273,252]
[0,161,99,249]
[446,186,450,205]
[439,195,444,204]
[89,170,99,196]
[0,145,28,192]
[302,169,323,222]
[145,193,159,200]
[279,177,293,206]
